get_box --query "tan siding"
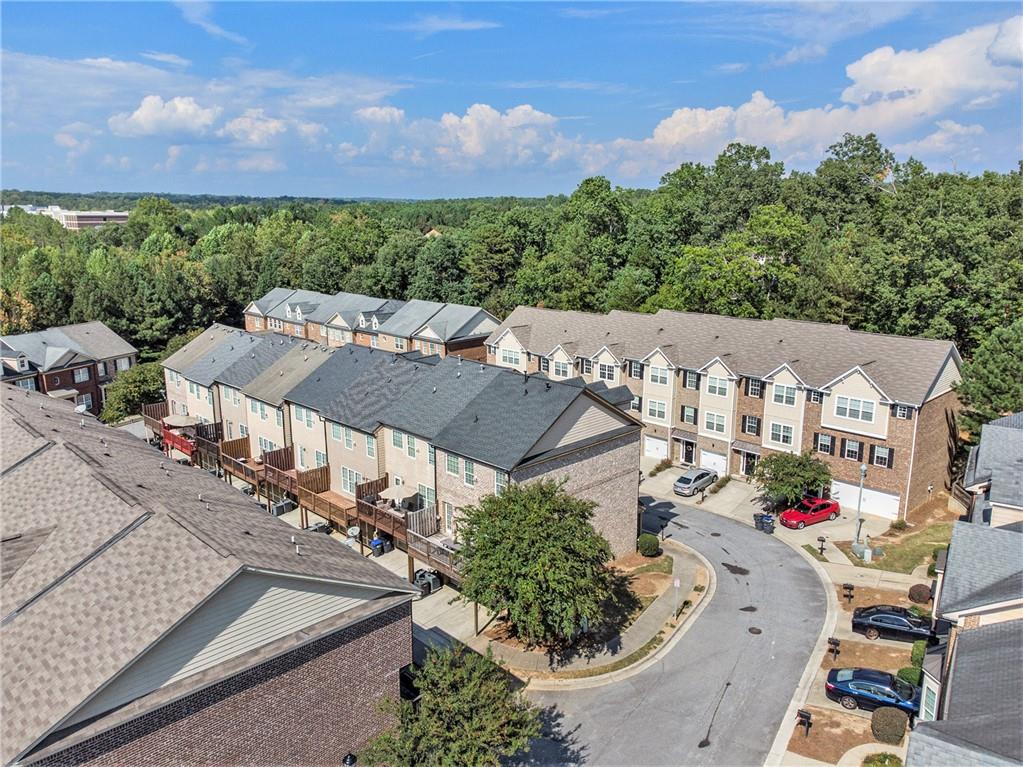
[529,397,633,455]
[928,355,961,400]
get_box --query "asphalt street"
[522,498,827,767]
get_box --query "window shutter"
[840,438,847,458]
[869,445,876,465]
[813,433,820,451]
[857,442,865,461]
[754,417,761,436]
[829,438,835,456]
[887,448,895,470]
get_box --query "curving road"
[524,499,827,767]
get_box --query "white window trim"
[817,434,833,454]
[553,360,570,378]
[704,411,726,434]
[835,395,876,424]
[649,366,669,386]
[772,384,797,407]
[707,375,728,397]
[646,399,667,422]
[769,421,794,446]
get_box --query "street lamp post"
[855,463,867,545]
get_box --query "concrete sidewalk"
[474,540,703,674]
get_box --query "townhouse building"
[486,307,962,520]
[906,522,1022,766]
[962,412,1023,530]
[1,384,417,767]
[0,321,137,416]
[243,287,499,360]
[152,328,642,570]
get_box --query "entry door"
[742,453,758,476]
[682,441,696,464]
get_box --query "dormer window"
[295,308,303,321]
[285,306,292,319]
[359,316,366,328]
[371,317,379,329]
[17,356,28,372]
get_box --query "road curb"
[763,537,840,767]
[526,539,717,691]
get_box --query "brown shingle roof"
[0,384,415,766]
[487,306,959,406]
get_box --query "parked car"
[825,668,920,715]
[852,605,939,644]
[778,497,840,529]
[673,468,718,497]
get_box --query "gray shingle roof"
[51,322,137,361]
[487,306,960,406]
[0,322,135,374]
[246,287,295,316]
[376,299,445,338]
[304,291,396,325]
[965,412,1023,510]
[215,333,301,389]
[242,343,335,406]
[908,619,1023,765]
[0,384,415,767]
[161,325,256,382]
[939,522,1023,616]
[266,289,333,322]
[416,304,499,342]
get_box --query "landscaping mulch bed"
[821,639,911,673]
[786,705,878,764]
[835,585,916,613]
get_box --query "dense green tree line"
[2,135,1020,372]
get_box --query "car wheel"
[797,521,805,529]
[828,512,838,521]
[840,696,858,710]
[865,627,880,640]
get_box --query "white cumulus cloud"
[217,108,287,145]
[108,95,220,137]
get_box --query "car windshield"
[800,500,817,511]
[677,477,692,485]
[893,678,915,700]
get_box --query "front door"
[742,452,758,477]
[682,440,696,464]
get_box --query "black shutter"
[887,448,895,470]
[755,417,761,436]
[813,433,820,452]
[869,444,876,465]
[857,442,865,462]
[829,437,835,455]
[840,438,847,459]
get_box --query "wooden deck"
[141,400,168,435]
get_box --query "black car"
[852,605,937,644]
[825,668,920,715]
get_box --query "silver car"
[673,468,718,497]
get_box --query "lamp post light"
[855,463,867,545]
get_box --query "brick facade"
[444,337,488,362]
[906,389,961,512]
[32,601,412,767]
[38,364,103,416]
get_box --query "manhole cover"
[748,627,762,635]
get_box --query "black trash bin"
[753,513,765,530]
[382,537,394,553]
[413,568,442,595]
[761,514,775,534]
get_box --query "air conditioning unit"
[269,498,296,517]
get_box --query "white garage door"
[700,450,727,476]
[830,481,901,520]
[644,436,668,459]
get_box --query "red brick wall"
[34,601,412,767]
[907,389,961,512]
[445,337,488,362]
[243,315,264,333]
[39,364,102,416]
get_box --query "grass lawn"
[802,543,828,562]
[555,633,665,679]
[630,555,674,576]
[835,522,952,574]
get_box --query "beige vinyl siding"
[64,573,380,728]
[927,355,962,401]
[821,370,889,440]
[528,397,633,455]
[762,368,804,453]
[697,360,735,442]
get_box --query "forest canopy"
[2,134,1019,364]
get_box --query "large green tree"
[458,480,615,649]
[955,317,1023,437]
[362,646,540,767]
[99,362,166,423]
[754,451,833,507]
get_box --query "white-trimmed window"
[649,366,669,385]
[275,408,283,427]
[239,424,249,437]
[646,399,666,421]
[684,370,699,389]
[598,363,616,382]
[97,361,107,378]
[872,445,892,468]
[315,450,327,468]
[630,395,641,412]
[258,436,276,454]
[495,471,509,495]
[582,359,593,375]
[428,445,435,465]
[298,446,308,470]
[76,393,93,409]
[341,466,363,495]
[629,361,643,378]
[742,415,760,436]
[446,453,459,475]
[746,378,763,398]
[844,439,862,460]
[330,422,342,441]
[707,376,728,397]
[344,426,354,450]
[554,360,570,378]
[443,501,455,534]
[392,430,404,449]
[395,338,406,351]
[836,396,875,423]
[773,384,797,407]
[501,348,521,366]
[817,434,833,454]
[894,405,910,420]
[808,390,823,404]
[463,459,476,487]
[539,357,550,373]
[407,435,417,458]
[294,405,313,429]
[14,378,36,391]
[769,422,793,445]
[370,335,378,348]
[366,434,376,458]
[682,406,697,425]
[705,412,726,433]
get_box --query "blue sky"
[2,2,1020,198]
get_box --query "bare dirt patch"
[835,585,915,614]
[905,492,959,527]
[786,706,880,764]
[822,639,911,672]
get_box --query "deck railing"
[141,401,168,433]
[221,437,264,484]
[161,425,195,458]
[194,421,223,459]
[262,446,297,494]
[297,488,357,529]
[407,530,461,580]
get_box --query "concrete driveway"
[524,502,827,767]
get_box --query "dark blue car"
[825,668,920,715]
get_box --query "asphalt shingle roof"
[376,299,445,338]
[215,333,301,389]
[246,287,295,315]
[50,322,137,361]
[909,619,1023,765]
[0,321,136,375]
[266,289,333,322]
[0,384,415,767]
[242,343,334,406]
[939,522,1023,615]
[965,412,1023,511]
[487,306,959,406]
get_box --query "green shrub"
[693,584,705,592]
[927,562,937,577]
[908,583,931,604]
[649,458,673,476]
[714,475,731,489]
[862,753,903,767]
[908,606,931,620]
[870,707,908,745]
[708,485,720,494]
[931,546,947,561]
[911,639,927,668]
[637,533,660,557]
[897,666,922,685]
[888,519,908,532]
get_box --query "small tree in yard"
[362,646,540,767]
[99,362,166,424]
[754,451,832,508]
[458,479,616,650]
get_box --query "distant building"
[0,321,137,416]
[0,204,129,230]
[963,412,1023,530]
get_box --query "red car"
[779,497,841,529]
